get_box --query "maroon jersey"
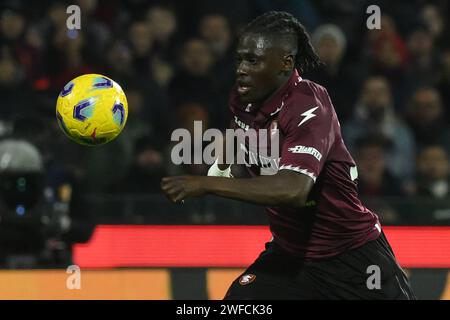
[229,69,381,259]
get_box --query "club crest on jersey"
[239,274,256,285]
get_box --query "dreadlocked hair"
[241,11,322,73]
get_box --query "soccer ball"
[56,74,128,146]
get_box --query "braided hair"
[240,11,322,73]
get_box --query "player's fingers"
[162,176,186,183]
[161,177,174,188]
[173,191,186,204]
[163,186,178,197]
[164,185,186,202]
[161,182,173,192]
[161,179,181,191]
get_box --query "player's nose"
[236,62,248,77]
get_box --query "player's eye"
[248,57,259,65]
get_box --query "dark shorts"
[224,232,416,300]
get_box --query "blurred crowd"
[0,0,449,232]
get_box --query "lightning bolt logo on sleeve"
[298,106,319,127]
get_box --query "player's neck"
[261,70,294,105]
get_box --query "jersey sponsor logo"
[234,116,249,131]
[287,145,322,161]
[298,106,319,127]
[239,274,256,285]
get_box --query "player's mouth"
[237,81,252,95]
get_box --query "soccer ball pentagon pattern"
[56,74,128,146]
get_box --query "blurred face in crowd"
[408,29,434,57]
[107,41,132,72]
[1,10,25,40]
[0,58,20,85]
[360,77,392,114]
[442,49,450,76]
[137,147,164,174]
[357,144,386,185]
[127,88,144,115]
[48,3,67,27]
[147,6,177,43]
[236,33,294,104]
[421,5,444,38]
[199,14,231,57]
[177,103,210,134]
[180,38,213,76]
[377,38,402,68]
[380,15,397,35]
[129,22,153,56]
[315,34,344,67]
[410,88,443,125]
[367,15,397,43]
[78,0,98,16]
[417,146,449,181]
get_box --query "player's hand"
[161,176,207,203]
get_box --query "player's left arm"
[161,171,313,209]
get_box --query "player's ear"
[282,54,295,72]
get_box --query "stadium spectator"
[127,20,154,80]
[405,27,439,91]
[108,135,166,194]
[146,5,178,88]
[308,24,361,121]
[363,15,409,109]
[355,135,405,197]
[436,47,450,121]
[253,0,321,31]
[0,7,43,82]
[415,145,450,199]
[105,39,135,84]
[198,13,235,128]
[168,38,223,128]
[0,54,33,121]
[167,102,210,176]
[354,134,405,223]
[343,76,416,185]
[420,4,445,43]
[199,14,232,62]
[146,5,178,63]
[406,87,448,148]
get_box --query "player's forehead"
[237,33,277,56]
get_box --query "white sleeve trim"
[208,158,233,178]
[279,164,317,182]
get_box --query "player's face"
[235,34,290,104]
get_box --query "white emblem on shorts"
[239,274,256,285]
